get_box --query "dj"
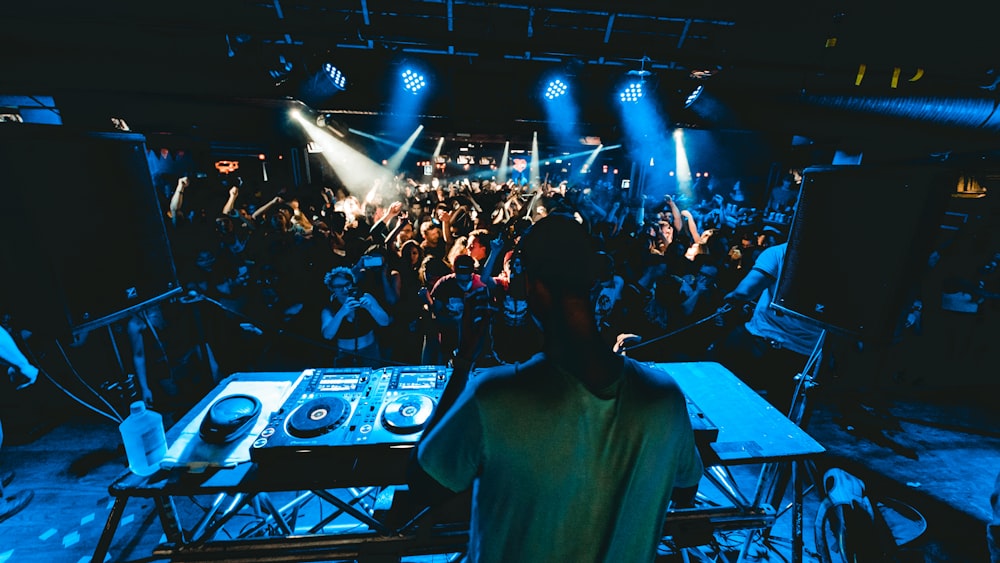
[409,214,703,562]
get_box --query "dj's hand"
[613,333,641,354]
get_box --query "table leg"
[792,461,803,563]
[92,496,127,563]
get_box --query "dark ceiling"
[3,1,1000,159]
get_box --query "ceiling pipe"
[795,94,1000,132]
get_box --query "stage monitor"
[772,165,953,342]
[0,125,181,337]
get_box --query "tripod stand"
[737,330,827,563]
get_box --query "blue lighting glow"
[619,82,644,103]
[324,63,346,90]
[401,69,426,94]
[544,79,568,100]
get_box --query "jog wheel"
[382,395,435,434]
[287,397,350,438]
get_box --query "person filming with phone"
[321,266,391,367]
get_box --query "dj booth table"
[93,362,824,563]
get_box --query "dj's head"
[517,213,596,300]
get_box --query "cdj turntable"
[250,365,451,486]
[250,367,373,468]
[345,365,451,446]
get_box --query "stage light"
[619,82,644,103]
[684,84,704,108]
[401,69,426,94]
[323,63,347,91]
[267,54,294,86]
[544,79,568,100]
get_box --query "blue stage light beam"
[580,144,604,175]
[386,125,425,172]
[432,136,445,162]
[530,132,541,186]
[542,75,581,150]
[673,129,693,197]
[347,127,432,159]
[615,82,677,198]
[498,141,511,183]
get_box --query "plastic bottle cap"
[129,401,146,415]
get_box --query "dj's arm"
[407,288,491,503]
[422,287,490,435]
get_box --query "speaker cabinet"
[772,165,953,342]
[0,126,180,336]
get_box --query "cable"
[139,309,171,366]
[55,339,124,422]
[620,303,733,353]
[26,338,123,423]
[35,366,122,424]
[107,324,127,378]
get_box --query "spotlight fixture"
[544,79,568,100]
[619,81,644,103]
[323,63,346,91]
[401,69,426,94]
[0,108,23,123]
[684,84,704,108]
[267,54,294,85]
[315,113,348,138]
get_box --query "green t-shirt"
[417,354,703,563]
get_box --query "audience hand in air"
[8,363,38,390]
[490,235,505,254]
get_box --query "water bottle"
[119,401,167,476]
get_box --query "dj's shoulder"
[469,353,546,390]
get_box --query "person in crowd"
[486,248,543,365]
[0,324,37,524]
[419,218,447,259]
[386,240,429,364]
[613,269,688,362]
[712,242,824,413]
[320,266,391,367]
[410,213,703,562]
[125,305,190,410]
[766,168,801,215]
[424,254,487,365]
[445,235,470,268]
[591,251,627,346]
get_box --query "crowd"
[131,167,802,413]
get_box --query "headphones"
[199,394,262,445]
